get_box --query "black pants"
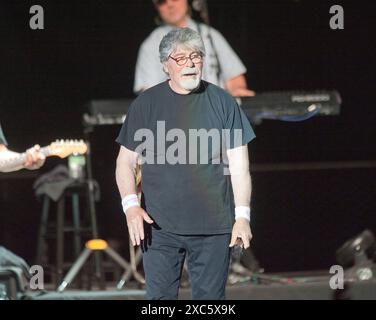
[142,227,232,300]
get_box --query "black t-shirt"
[0,123,7,145]
[116,80,255,234]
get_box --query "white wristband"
[235,206,251,221]
[122,194,140,214]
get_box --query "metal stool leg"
[71,193,82,259]
[85,180,105,289]
[56,197,65,286]
[36,196,50,265]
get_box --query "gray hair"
[159,28,206,63]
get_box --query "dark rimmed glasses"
[168,52,203,66]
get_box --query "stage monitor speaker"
[0,246,30,300]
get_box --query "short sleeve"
[115,99,145,152]
[224,96,256,149]
[133,37,168,94]
[209,28,247,81]
[0,123,8,146]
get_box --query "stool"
[35,180,99,287]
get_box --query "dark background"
[0,0,375,273]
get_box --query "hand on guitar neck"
[0,144,45,172]
[0,140,87,173]
[24,145,46,170]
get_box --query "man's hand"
[24,145,45,170]
[229,218,253,249]
[229,87,255,97]
[225,74,256,97]
[126,206,154,246]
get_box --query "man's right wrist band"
[122,194,140,214]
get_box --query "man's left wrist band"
[122,194,140,214]
[235,206,251,221]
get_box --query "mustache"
[180,67,200,76]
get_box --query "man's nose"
[186,58,194,67]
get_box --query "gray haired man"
[116,28,255,300]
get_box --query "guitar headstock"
[48,140,88,158]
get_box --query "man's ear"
[162,63,169,75]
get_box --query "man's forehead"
[172,46,196,56]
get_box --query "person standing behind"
[134,0,255,97]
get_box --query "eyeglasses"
[169,52,203,66]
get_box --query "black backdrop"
[0,0,375,272]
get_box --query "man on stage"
[116,28,255,299]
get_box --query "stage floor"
[27,271,376,300]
